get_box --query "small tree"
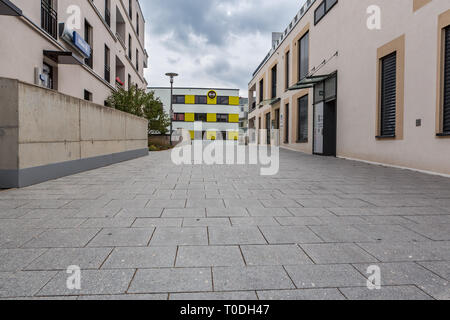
[106,87,170,135]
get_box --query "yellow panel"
[228,114,239,123]
[189,131,195,140]
[185,95,195,104]
[229,96,240,105]
[206,131,217,140]
[207,113,217,122]
[185,113,195,122]
[207,90,217,105]
[228,131,239,140]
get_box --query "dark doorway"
[323,100,336,156]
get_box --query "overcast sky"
[140,0,306,97]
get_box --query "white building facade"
[149,87,241,140]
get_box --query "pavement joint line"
[98,247,115,270]
[125,268,138,294]
[83,228,104,248]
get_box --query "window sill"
[376,135,396,140]
[296,140,308,144]
[436,133,450,137]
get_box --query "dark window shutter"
[443,26,450,133]
[380,52,397,137]
[298,95,308,142]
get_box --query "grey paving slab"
[115,208,163,218]
[176,246,245,267]
[286,208,334,217]
[78,294,168,300]
[224,199,264,208]
[402,223,450,241]
[418,262,450,281]
[0,227,46,248]
[104,199,149,209]
[183,218,231,227]
[0,208,32,219]
[73,207,121,218]
[352,262,449,287]
[308,225,374,243]
[150,227,208,246]
[284,264,367,289]
[241,245,313,266]
[207,207,249,217]
[0,271,57,298]
[37,269,135,296]
[339,286,432,300]
[88,228,154,247]
[353,225,429,242]
[0,249,47,272]
[128,268,212,293]
[213,266,295,291]
[257,289,346,300]
[25,247,112,270]
[230,217,280,226]
[247,208,293,217]
[79,218,135,228]
[132,218,183,227]
[357,241,450,262]
[405,215,450,224]
[186,199,225,208]
[146,200,186,208]
[23,228,100,248]
[209,227,267,245]
[170,291,258,300]
[300,243,378,264]
[275,217,323,226]
[162,208,206,218]
[21,200,71,209]
[260,200,301,208]
[259,226,322,244]
[102,247,177,269]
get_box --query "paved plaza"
[0,148,449,300]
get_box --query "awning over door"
[287,74,334,91]
[0,0,22,16]
[44,50,83,65]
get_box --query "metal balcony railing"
[41,1,58,39]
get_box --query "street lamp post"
[165,72,178,146]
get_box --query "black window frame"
[173,95,185,104]
[314,0,338,25]
[217,114,229,123]
[297,95,309,143]
[271,64,277,98]
[105,0,111,27]
[259,79,264,103]
[285,51,290,90]
[41,0,58,40]
[442,26,450,134]
[84,89,92,101]
[217,96,229,105]
[378,52,397,138]
[195,113,207,122]
[128,34,132,60]
[285,103,290,143]
[298,32,309,81]
[195,95,207,104]
[84,20,93,69]
[104,44,110,83]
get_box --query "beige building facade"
[248,0,450,175]
[0,0,148,106]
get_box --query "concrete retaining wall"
[0,77,148,188]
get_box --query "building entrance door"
[266,113,271,145]
[313,102,324,154]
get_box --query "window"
[84,20,93,68]
[217,114,229,123]
[84,90,92,101]
[443,26,450,133]
[105,0,111,27]
[128,74,132,90]
[217,96,229,105]
[285,51,290,90]
[42,62,54,89]
[173,95,185,104]
[136,49,139,70]
[195,95,207,104]
[379,52,397,137]
[297,95,308,143]
[195,113,207,122]
[41,0,57,39]
[299,32,309,81]
[129,0,133,18]
[104,45,110,82]
[271,65,277,98]
[259,79,264,103]
[128,35,132,59]
[136,13,140,35]
[173,113,185,121]
[285,103,289,143]
[315,0,338,25]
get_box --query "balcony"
[41,1,57,39]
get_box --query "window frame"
[314,0,338,25]
[297,95,309,143]
[298,32,309,81]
